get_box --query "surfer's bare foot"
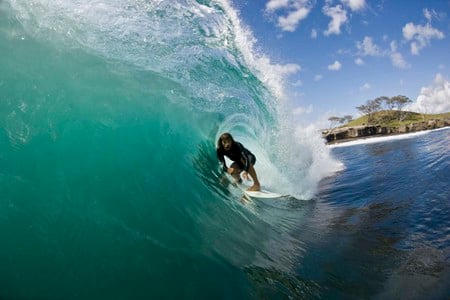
[247,184,260,192]
[240,196,250,204]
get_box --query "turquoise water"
[1,1,449,299]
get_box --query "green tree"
[373,96,390,111]
[391,95,412,121]
[343,115,353,123]
[356,99,382,125]
[328,116,341,128]
[385,97,397,110]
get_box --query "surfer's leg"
[247,164,260,191]
[229,162,242,184]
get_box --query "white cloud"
[390,41,409,69]
[266,0,290,11]
[423,8,439,22]
[341,0,366,11]
[390,40,398,51]
[337,48,351,55]
[273,63,302,76]
[356,36,382,56]
[390,52,409,69]
[355,57,364,65]
[328,60,342,71]
[265,0,313,32]
[292,79,303,87]
[278,7,311,32]
[293,91,305,98]
[402,22,444,55]
[423,8,432,22]
[356,37,411,69]
[311,28,317,39]
[314,74,323,81]
[293,104,313,115]
[408,74,450,114]
[323,4,348,36]
[360,82,371,91]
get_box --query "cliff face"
[322,118,450,144]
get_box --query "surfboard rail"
[243,189,288,199]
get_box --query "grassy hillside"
[345,111,450,128]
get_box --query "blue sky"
[232,0,450,121]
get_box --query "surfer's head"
[218,132,234,151]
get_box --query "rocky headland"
[323,118,450,145]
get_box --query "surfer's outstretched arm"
[216,151,228,172]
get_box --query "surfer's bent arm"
[237,143,251,172]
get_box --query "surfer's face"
[222,137,232,151]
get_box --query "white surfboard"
[224,173,287,199]
[244,189,287,199]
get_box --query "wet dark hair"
[217,132,235,150]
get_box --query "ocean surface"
[1,1,449,299]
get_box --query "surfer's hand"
[227,167,234,175]
[242,171,249,180]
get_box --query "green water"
[0,1,340,298]
[0,5,223,298]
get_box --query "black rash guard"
[217,141,256,172]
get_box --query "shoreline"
[323,116,450,147]
[326,126,450,148]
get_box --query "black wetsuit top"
[217,142,256,172]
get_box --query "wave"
[3,0,341,200]
[0,1,349,298]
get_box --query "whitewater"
[1,1,449,299]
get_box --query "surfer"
[216,132,261,191]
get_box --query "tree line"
[328,95,412,128]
